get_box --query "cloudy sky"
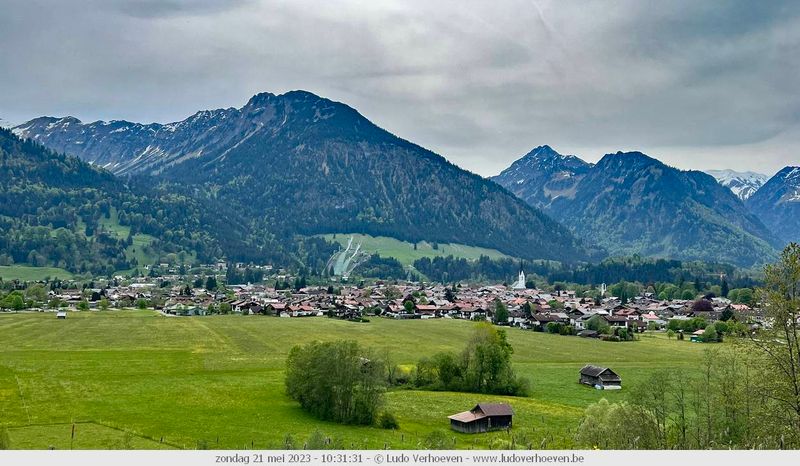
[1,0,798,176]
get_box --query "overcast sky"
[1,0,798,177]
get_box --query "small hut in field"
[579,365,621,390]
[448,403,513,433]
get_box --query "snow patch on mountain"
[706,169,769,201]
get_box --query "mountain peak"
[245,90,325,108]
[245,91,277,107]
[282,89,323,101]
[604,150,657,162]
[706,169,769,201]
[491,145,591,210]
[595,151,664,172]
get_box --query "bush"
[587,315,611,335]
[546,322,563,334]
[702,323,721,343]
[283,434,297,450]
[413,357,439,388]
[422,430,450,450]
[576,399,660,449]
[378,412,400,430]
[305,430,328,449]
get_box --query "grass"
[0,266,74,281]
[0,311,710,450]
[319,233,510,266]
[97,207,159,272]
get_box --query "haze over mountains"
[493,146,793,267]
[12,91,592,264]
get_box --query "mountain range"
[493,146,786,267]
[10,91,593,265]
[10,91,796,272]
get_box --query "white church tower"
[512,269,526,290]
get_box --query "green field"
[319,233,510,266]
[0,266,74,281]
[0,311,709,449]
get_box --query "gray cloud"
[1,0,798,176]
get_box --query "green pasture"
[0,311,709,449]
[0,266,74,282]
[318,233,510,267]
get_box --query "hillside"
[15,91,594,263]
[747,166,800,244]
[0,128,227,274]
[494,147,780,267]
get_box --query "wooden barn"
[448,403,513,433]
[579,365,621,390]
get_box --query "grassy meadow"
[319,233,510,266]
[0,266,74,282]
[97,207,160,272]
[0,311,710,449]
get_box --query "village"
[14,266,761,342]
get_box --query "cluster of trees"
[0,290,26,310]
[549,256,757,290]
[583,315,635,341]
[413,255,552,284]
[666,315,748,342]
[411,323,530,396]
[544,322,576,336]
[353,254,408,280]
[576,349,784,449]
[225,265,264,286]
[285,340,387,425]
[578,243,800,449]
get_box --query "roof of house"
[474,403,513,416]
[447,403,513,423]
[580,365,621,381]
[448,410,484,423]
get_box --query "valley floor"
[0,311,710,449]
